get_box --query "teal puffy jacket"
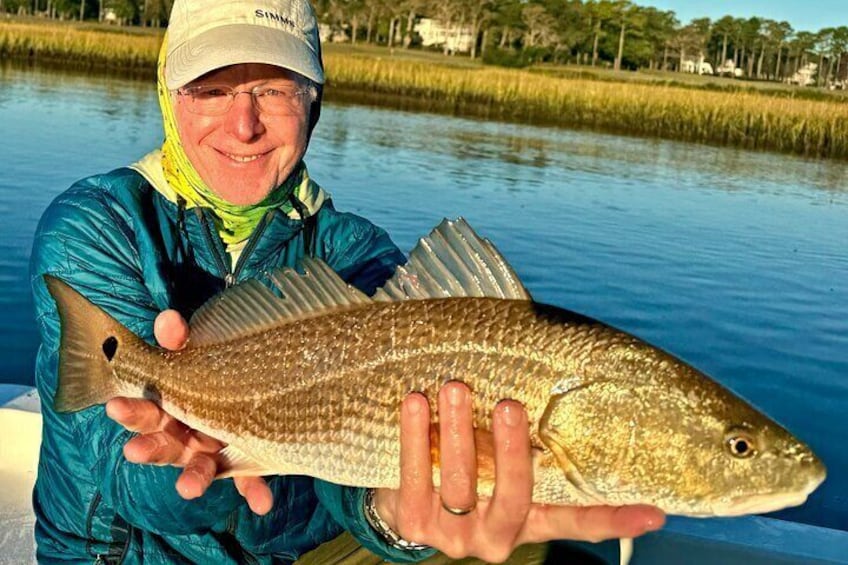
[29,166,430,564]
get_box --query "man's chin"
[207,176,276,206]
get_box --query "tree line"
[2,0,170,27]
[4,0,847,84]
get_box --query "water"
[1,64,846,532]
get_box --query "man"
[30,0,663,562]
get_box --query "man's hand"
[105,309,274,515]
[373,382,665,562]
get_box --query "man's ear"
[306,84,323,142]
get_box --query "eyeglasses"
[176,83,317,116]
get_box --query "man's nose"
[223,92,265,142]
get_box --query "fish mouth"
[724,491,810,516]
[723,467,827,517]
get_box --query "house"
[715,59,744,78]
[415,18,474,53]
[681,58,714,75]
[788,63,817,86]
[318,23,348,43]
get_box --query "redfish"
[46,219,825,565]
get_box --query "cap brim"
[165,24,324,89]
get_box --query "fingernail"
[447,384,467,407]
[406,394,423,415]
[176,476,199,499]
[498,401,524,428]
[645,510,666,531]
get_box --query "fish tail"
[44,275,145,413]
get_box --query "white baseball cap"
[165,0,324,89]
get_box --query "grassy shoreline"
[3,18,848,161]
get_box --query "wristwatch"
[363,488,431,552]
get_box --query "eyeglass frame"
[174,81,318,117]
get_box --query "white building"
[681,57,714,75]
[715,59,744,78]
[788,63,818,86]
[318,23,349,43]
[415,18,474,53]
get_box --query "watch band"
[363,488,431,552]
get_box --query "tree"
[712,15,737,71]
[584,0,615,66]
[610,0,637,71]
[763,20,793,79]
[788,30,817,75]
[639,7,678,70]
[832,26,848,80]
[539,0,586,64]
[521,3,557,50]
[673,17,710,73]
[826,26,848,84]
[738,17,763,77]
[347,0,367,44]
[489,0,524,51]
[813,27,834,85]
[461,0,495,59]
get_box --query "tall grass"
[3,20,848,160]
[0,21,160,70]
[324,54,848,160]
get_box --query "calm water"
[1,65,846,532]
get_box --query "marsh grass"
[0,21,161,70]
[325,54,848,159]
[3,19,848,160]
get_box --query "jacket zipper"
[86,491,130,564]
[85,491,102,560]
[195,209,235,287]
[231,210,274,285]
[196,209,274,288]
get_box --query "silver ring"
[441,499,477,516]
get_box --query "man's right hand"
[104,309,274,515]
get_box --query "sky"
[644,1,845,33]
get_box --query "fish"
[45,218,826,565]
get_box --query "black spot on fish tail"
[102,336,118,362]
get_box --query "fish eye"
[725,429,757,458]
[102,336,118,362]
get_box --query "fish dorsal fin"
[188,258,371,348]
[374,218,531,302]
[188,219,526,346]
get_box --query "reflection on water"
[1,66,846,532]
[325,101,848,199]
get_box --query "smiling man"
[173,64,315,206]
[29,0,663,562]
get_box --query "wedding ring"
[441,499,477,516]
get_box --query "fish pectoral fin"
[540,437,606,505]
[620,538,633,565]
[216,445,277,479]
